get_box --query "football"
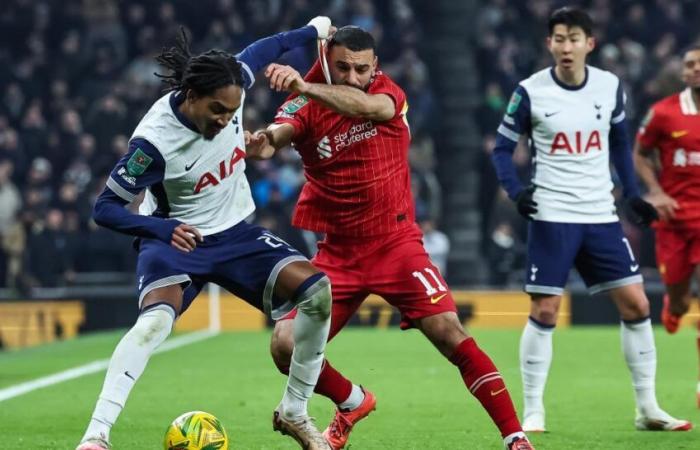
[164,411,229,450]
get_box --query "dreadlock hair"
[155,27,244,96]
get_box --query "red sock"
[314,360,353,404]
[449,338,522,437]
[277,359,352,405]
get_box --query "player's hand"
[627,196,659,227]
[515,185,538,220]
[265,64,307,94]
[307,16,332,39]
[643,190,678,221]
[171,223,203,252]
[244,130,276,160]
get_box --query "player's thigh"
[575,222,643,295]
[524,221,582,296]
[367,232,457,330]
[136,238,202,314]
[655,226,693,285]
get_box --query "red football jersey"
[274,65,414,237]
[637,88,700,227]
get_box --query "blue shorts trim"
[524,285,565,296]
[588,274,643,295]
[139,274,191,306]
[263,255,308,320]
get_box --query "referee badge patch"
[506,92,522,115]
[126,148,153,176]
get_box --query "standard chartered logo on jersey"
[317,121,378,159]
[334,121,378,150]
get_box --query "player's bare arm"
[243,124,295,160]
[633,140,679,220]
[265,63,395,121]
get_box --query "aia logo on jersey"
[550,131,602,154]
[194,147,245,193]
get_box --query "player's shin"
[450,337,523,438]
[80,304,175,443]
[621,317,659,413]
[519,317,554,425]
[281,275,332,419]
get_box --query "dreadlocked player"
[76,19,335,450]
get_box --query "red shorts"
[282,224,457,339]
[655,226,700,285]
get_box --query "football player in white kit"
[77,18,335,450]
[491,6,691,434]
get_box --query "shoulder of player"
[585,65,619,83]
[519,67,551,90]
[369,71,404,95]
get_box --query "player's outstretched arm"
[235,17,332,88]
[265,63,394,121]
[243,123,296,160]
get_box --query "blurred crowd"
[0,0,440,290]
[473,0,700,286]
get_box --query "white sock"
[338,384,364,411]
[520,317,554,417]
[281,309,330,419]
[81,305,175,442]
[621,318,659,414]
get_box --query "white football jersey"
[497,66,625,223]
[107,91,254,236]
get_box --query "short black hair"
[155,27,244,96]
[328,26,376,52]
[548,6,593,37]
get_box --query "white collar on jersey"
[680,88,699,115]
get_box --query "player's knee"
[294,274,332,321]
[270,322,294,374]
[623,298,650,320]
[130,304,175,346]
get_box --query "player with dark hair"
[634,44,700,405]
[491,6,690,433]
[247,25,534,450]
[77,19,336,450]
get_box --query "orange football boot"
[661,294,681,334]
[322,388,376,449]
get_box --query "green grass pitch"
[1,326,698,449]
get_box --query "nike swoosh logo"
[185,156,202,171]
[544,111,559,117]
[639,349,654,355]
[671,130,688,138]
[430,293,448,304]
[490,387,507,396]
[630,264,639,272]
[594,103,602,109]
[124,371,135,381]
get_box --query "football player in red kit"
[246,26,533,450]
[634,44,700,406]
